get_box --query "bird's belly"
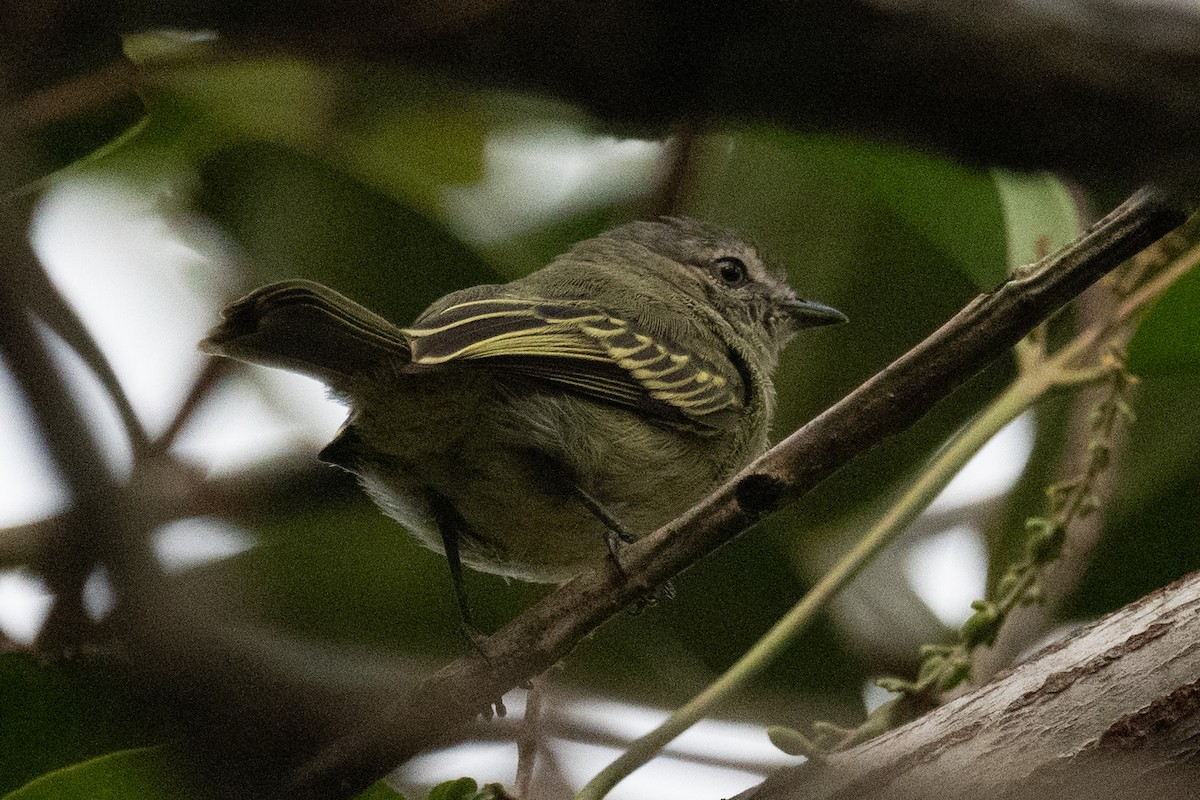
[348,380,757,583]
[353,454,611,583]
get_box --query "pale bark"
[742,570,1200,800]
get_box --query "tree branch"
[71,1,1200,189]
[9,3,1200,189]
[284,188,1189,798]
[740,568,1200,800]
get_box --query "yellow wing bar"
[403,297,741,427]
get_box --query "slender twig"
[20,261,152,454]
[146,358,230,456]
[976,231,1200,679]
[514,679,546,799]
[786,235,1200,752]
[285,188,1188,799]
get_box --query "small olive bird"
[201,217,845,626]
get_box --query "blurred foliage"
[196,141,500,318]
[9,23,143,194]
[1067,372,1200,616]
[0,654,167,796]
[7,33,1200,800]
[353,783,405,800]
[1129,263,1200,373]
[426,778,508,800]
[0,747,188,800]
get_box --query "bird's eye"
[715,256,748,286]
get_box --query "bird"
[200,217,845,626]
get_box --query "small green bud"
[1078,492,1101,518]
[1022,583,1044,604]
[875,676,915,694]
[937,659,973,692]
[767,725,822,759]
[917,655,946,683]
[961,601,1001,648]
[810,720,852,751]
[918,643,954,659]
[1025,521,1063,562]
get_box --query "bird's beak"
[784,297,848,328]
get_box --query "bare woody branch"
[285,189,1190,798]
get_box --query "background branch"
[0,110,155,650]
[6,2,1200,189]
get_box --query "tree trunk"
[742,570,1200,800]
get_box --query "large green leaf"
[196,141,503,323]
[696,129,1008,290]
[1,748,190,800]
[990,169,1082,274]
[0,654,162,796]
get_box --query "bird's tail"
[200,279,411,388]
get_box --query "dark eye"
[715,256,748,286]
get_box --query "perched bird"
[201,217,844,623]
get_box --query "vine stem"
[576,368,1053,800]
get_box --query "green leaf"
[1,747,190,800]
[703,130,1008,290]
[428,777,480,800]
[197,141,503,323]
[848,140,1007,290]
[1128,260,1200,373]
[352,781,407,799]
[147,59,334,152]
[0,653,161,795]
[990,169,1082,274]
[336,67,490,215]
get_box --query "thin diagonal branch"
[146,357,229,456]
[21,260,152,454]
[285,188,1189,799]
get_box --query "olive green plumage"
[201,217,844,584]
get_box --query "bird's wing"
[402,296,743,429]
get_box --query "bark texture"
[742,570,1200,800]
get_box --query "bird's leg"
[572,485,635,577]
[571,482,676,606]
[427,493,512,720]
[427,491,488,649]
[572,485,678,609]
